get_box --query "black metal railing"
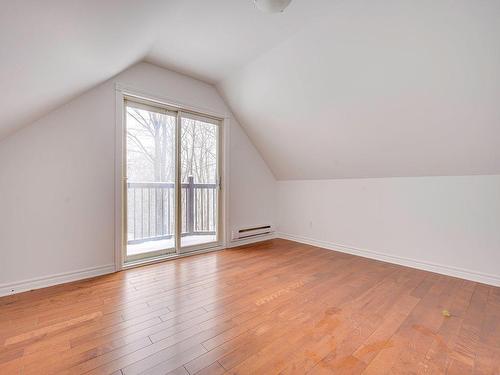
[127,176,217,244]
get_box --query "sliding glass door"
[180,113,220,252]
[124,98,222,263]
[125,100,177,261]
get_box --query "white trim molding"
[115,84,229,120]
[277,232,500,287]
[0,264,116,297]
[114,88,125,271]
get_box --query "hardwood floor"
[0,239,499,374]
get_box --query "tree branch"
[127,132,154,163]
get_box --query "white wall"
[1,61,497,294]
[228,118,276,236]
[277,175,500,286]
[0,62,276,293]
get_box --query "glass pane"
[126,103,176,259]
[180,116,219,249]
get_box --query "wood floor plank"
[194,361,226,375]
[0,239,498,375]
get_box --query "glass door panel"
[179,114,220,251]
[125,100,177,261]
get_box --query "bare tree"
[126,108,218,238]
[127,109,175,182]
[126,109,217,183]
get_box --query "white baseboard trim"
[0,264,116,297]
[277,232,500,287]
[226,233,276,248]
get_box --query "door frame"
[114,84,230,271]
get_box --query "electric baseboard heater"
[231,224,274,241]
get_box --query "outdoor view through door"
[180,115,219,248]
[125,98,221,262]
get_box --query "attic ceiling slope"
[218,0,500,179]
[0,0,331,140]
[145,0,335,84]
[0,0,172,140]
[2,0,500,180]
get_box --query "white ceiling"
[0,0,327,139]
[146,0,331,83]
[219,0,500,178]
[0,0,165,139]
[2,0,499,179]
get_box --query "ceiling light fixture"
[253,0,292,13]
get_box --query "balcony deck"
[127,178,218,258]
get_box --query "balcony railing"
[127,176,217,244]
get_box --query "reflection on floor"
[127,234,217,256]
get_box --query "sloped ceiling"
[0,0,326,139]
[2,0,499,179]
[219,0,500,179]
[0,0,167,139]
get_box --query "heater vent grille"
[232,224,274,241]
